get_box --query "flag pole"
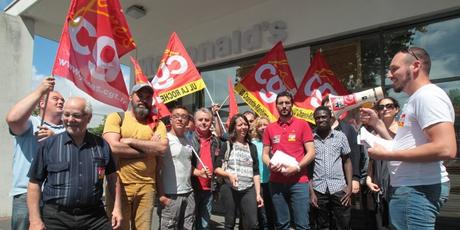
[220,96,229,107]
[39,76,54,126]
[204,87,227,133]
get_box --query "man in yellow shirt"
[103,83,168,230]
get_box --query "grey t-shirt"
[161,133,193,194]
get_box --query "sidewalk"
[0,209,227,230]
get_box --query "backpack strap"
[117,112,125,127]
[224,141,232,162]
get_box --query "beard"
[393,69,411,93]
[132,101,151,119]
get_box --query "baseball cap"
[131,83,153,95]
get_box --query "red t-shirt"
[262,117,313,184]
[197,138,213,190]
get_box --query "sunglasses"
[376,103,395,111]
[401,48,419,61]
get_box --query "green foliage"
[88,115,106,137]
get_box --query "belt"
[45,203,104,215]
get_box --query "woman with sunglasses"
[365,96,400,230]
[215,114,264,229]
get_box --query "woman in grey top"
[215,114,263,229]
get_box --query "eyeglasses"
[376,103,395,111]
[63,113,86,119]
[171,114,189,120]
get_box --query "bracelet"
[296,164,301,172]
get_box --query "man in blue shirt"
[310,106,353,230]
[27,97,122,229]
[6,77,65,230]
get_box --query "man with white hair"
[27,97,122,229]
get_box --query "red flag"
[52,0,135,110]
[131,56,149,84]
[130,56,171,119]
[234,42,297,122]
[226,77,239,127]
[151,32,206,103]
[293,51,348,123]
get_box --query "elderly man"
[361,47,457,229]
[6,77,65,230]
[103,83,168,229]
[27,97,122,230]
[189,107,221,230]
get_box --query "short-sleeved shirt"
[10,116,64,196]
[161,133,193,195]
[253,139,270,183]
[312,129,351,194]
[103,112,167,185]
[28,132,116,208]
[391,84,453,187]
[262,117,314,184]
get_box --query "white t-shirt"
[390,84,454,187]
[161,133,193,194]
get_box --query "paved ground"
[0,208,227,230]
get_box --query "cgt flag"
[234,41,297,122]
[151,32,206,103]
[52,0,135,110]
[130,56,171,118]
[293,51,348,123]
[226,77,239,127]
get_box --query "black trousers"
[42,204,111,230]
[311,190,351,230]
[220,183,259,230]
[257,183,275,230]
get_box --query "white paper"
[270,150,298,172]
[358,127,393,150]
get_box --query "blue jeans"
[195,190,213,230]
[12,193,29,230]
[270,182,310,230]
[389,182,450,230]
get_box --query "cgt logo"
[68,16,121,82]
[255,63,287,103]
[151,55,188,90]
[303,73,337,107]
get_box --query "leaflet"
[358,126,393,150]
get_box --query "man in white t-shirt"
[157,106,196,230]
[361,47,456,229]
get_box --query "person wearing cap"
[103,83,168,230]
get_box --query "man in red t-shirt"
[262,91,316,230]
[189,107,221,230]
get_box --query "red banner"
[151,32,206,104]
[293,51,348,123]
[52,0,135,110]
[130,56,170,118]
[234,42,297,122]
[226,77,239,127]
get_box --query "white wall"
[0,13,35,217]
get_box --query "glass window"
[383,17,460,83]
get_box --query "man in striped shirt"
[310,106,353,230]
[27,97,122,230]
